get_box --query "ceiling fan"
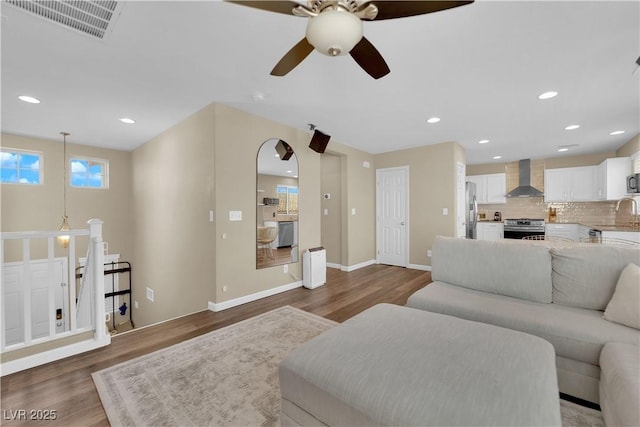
[228,1,474,79]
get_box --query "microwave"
[627,173,640,193]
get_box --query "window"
[0,149,42,185]
[277,185,298,215]
[70,157,108,188]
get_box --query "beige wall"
[374,142,460,267]
[1,133,133,263]
[330,142,376,267]
[211,104,375,303]
[467,151,618,176]
[616,133,640,158]
[131,104,216,327]
[320,153,342,265]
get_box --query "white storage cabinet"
[477,222,503,241]
[546,224,579,241]
[544,166,596,202]
[595,157,631,201]
[467,173,506,204]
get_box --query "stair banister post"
[88,219,109,345]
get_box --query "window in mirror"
[277,185,298,215]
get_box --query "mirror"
[256,139,299,269]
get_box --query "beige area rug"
[93,305,604,427]
[92,306,337,426]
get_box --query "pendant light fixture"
[57,132,70,248]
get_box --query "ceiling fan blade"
[349,37,390,79]
[271,38,315,76]
[360,1,474,20]
[225,1,301,16]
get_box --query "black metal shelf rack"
[75,261,133,332]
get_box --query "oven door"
[503,229,545,240]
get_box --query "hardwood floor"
[0,265,431,426]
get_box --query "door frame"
[375,166,409,267]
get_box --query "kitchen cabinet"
[544,166,596,202]
[467,173,506,204]
[578,225,591,242]
[595,157,631,201]
[601,231,640,244]
[546,224,579,241]
[477,222,503,241]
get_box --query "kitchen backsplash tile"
[478,199,618,225]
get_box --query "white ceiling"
[1,1,638,165]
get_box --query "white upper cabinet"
[544,166,596,202]
[595,157,631,201]
[467,173,506,204]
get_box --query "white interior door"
[3,258,68,346]
[376,167,408,267]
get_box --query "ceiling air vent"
[5,1,121,39]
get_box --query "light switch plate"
[229,210,242,221]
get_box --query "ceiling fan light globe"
[306,9,363,57]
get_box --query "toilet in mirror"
[256,139,299,269]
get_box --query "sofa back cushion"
[551,246,640,310]
[432,236,552,303]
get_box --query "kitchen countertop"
[476,220,640,231]
[548,221,640,232]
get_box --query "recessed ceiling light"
[609,130,625,136]
[120,118,136,124]
[18,95,40,104]
[274,154,280,157]
[565,125,580,130]
[558,148,569,152]
[538,91,558,100]
[286,170,293,174]
[492,155,502,160]
[426,117,440,124]
[478,139,490,144]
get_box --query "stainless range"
[503,218,546,239]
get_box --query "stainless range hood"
[506,159,544,198]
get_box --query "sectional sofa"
[279,237,639,426]
[407,236,640,424]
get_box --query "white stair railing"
[1,219,109,375]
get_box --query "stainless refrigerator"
[465,181,478,239]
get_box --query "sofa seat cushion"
[407,282,640,366]
[599,342,640,427]
[280,304,561,426]
[432,236,552,303]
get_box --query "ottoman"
[279,304,561,426]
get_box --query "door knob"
[400,221,405,226]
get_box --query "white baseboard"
[208,280,303,312]
[408,264,432,271]
[326,262,342,270]
[1,337,110,377]
[341,259,377,272]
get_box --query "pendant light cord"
[61,132,69,218]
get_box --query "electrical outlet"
[427,249,432,257]
[146,287,154,302]
[283,264,288,273]
[223,286,228,292]
[134,300,139,309]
